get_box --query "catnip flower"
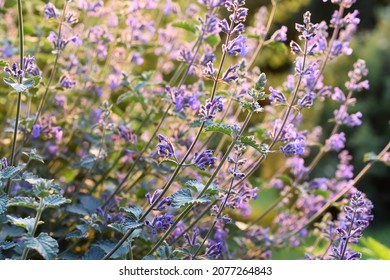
[280,139,305,157]
[145,214,175,234]
[118,125,137,144]
[336,150,354,179]
[271,26,288,42]
[199,96,224,121]
[146,190,172,211]
[269,87,287,104]
[157,135,176,159]
[192,150,217,170]
[44,2,59,19]
[325,132,346,152]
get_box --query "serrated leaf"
[24,232,59,260]
[205,35,220,47]
[157,242,174,260]
[42,195,71,209]
[0,193,8,215]
[0,225,25,240]
[66,224,90,239]
[170,189,210,208]
[122,217,144,231]
[0,241,16,250]
[240,136,268,155]
[0,166,23,180]
[204,122,233,137]
[3,76,38,93]
[185,180,219,195]
[172,21,196,33]
[7,196,39,209]
[120,205,143,220]
[7,216,41,234]
[23,149,44,164]
[93,240,129,259]
[82,246,105,260]
[27,178,54,198]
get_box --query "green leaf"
[170,189,210,208]
[157,242,175,260]
[7,196,39,209]
[0,166,23,180]
[267,41,288,54]
[172,21,196,33]
[24,232,59,260]
[120,206,143,220]
[122,217,144,231]
[42,195,71,209]
[116,92,133,105]
[240,136,268,155]
[357,237,390,260]
[0,241,16,251]
[185,180,219,195]
[74,154,96,169]
[93,240,130,259]
[23,149,44,164]
[0,60,9,67]
[204,122,233,137]
[205,35,220,47]
[143,255,157,260]
[66,224,90,239]
[27,178,54,198]
[3,76,38,93]
[276,175,294,186]
[255,73,267,90]
[7,216,41,234]
[82,247,105,260]
[0,193,8,215]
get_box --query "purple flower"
[44,3,59,19]
[118,125,137,144]
[225,35,248,56]
[334,105,362,127]
[271,26,288,42]
[32,124,41,138]
[325,132,346,152]
[157,135,176,158]
[336,150,354,179]
[308,178,329,191]
[193,150,217,170]
[4,63,23,79]
[1,157,8,169]
[331,87,346,102]
[199,96,224,121]
[206,241,223,258]
[184,228,199,248]
[269,87,287,105]
[297,92,315,108]
[59,75,76,89]
[145,214,174,234]
[280,139,305,157]
[146,190,172,211]
[222,64,239,82]
[287,156,307,178]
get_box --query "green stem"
[21,199,44,260]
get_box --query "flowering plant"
[0,0,388,260]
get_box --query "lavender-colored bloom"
[131,52,144,65]
[336,150,354,179]
[218,18,230,34]
[203,61,217,78]
[184,228,199,248]
[325,132,346,152]
[47,31,82,51]
[280,139,305,157]
[4,63,23,79]
[206,241,223,258]
[44,3,59,19]
[157,134,176,158]
[1,157,8,169]
[32,124,41,138]
[146,189,172,211]
[145,214,174,234]
[199,96,224,121]
[345,59,369,92]
[271,26,288,42]
[308,178,329,191]
[297,92,314,108]
[225,35,247,56]
[287,156,307,178]
[331,191,373,260]
[193,150,216,170]
[334,105,362,127]
[331,87,346,102]
[268,87,287,105]
[118,125,137,144]
[222,64,239,82]
[200,53,215,67]
[59,75,76,89]
[290,41,302,55]
[0,40,17,58]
